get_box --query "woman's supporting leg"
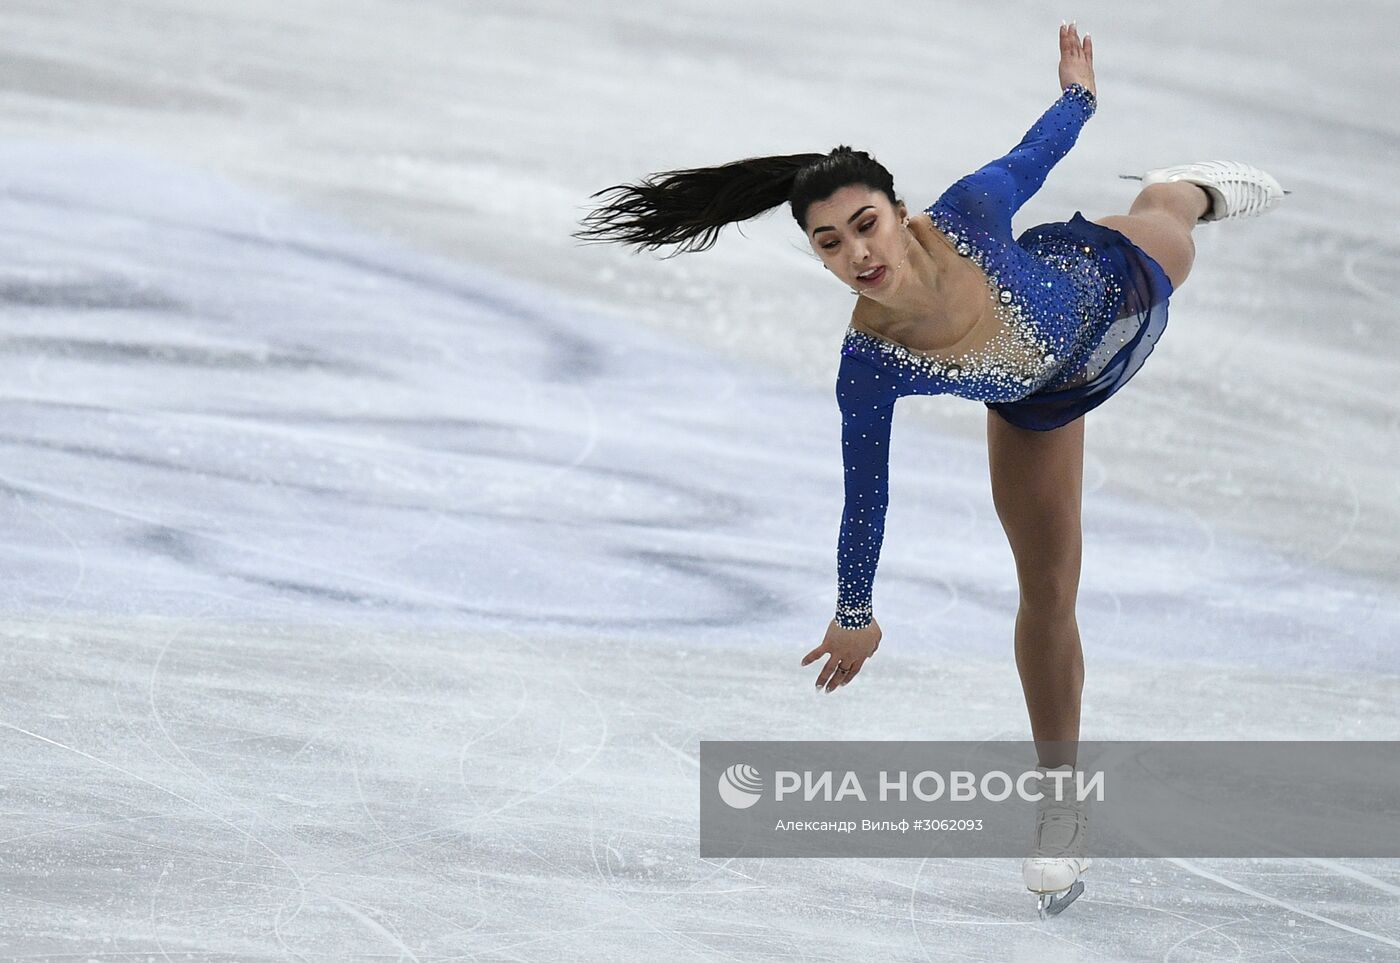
[987,409,1086,770]
[1092,181,1210,291]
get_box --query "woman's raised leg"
[1092,181,1210,291]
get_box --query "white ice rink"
[1,1,1398,959]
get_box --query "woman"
[575,23,1285,914]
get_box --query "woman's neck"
[855,215,985,348]
[872,224,934,308]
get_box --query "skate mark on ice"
[0,718,314,961]
[1166,857,1400,951]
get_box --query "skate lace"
[1224,180,1263,219]
[1216,164,1273,220]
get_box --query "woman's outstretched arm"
[802,353,897,692]
[832,353,899,631]
[932,23,1098,227]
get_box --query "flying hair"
[573,146,901,257]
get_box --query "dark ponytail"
[573,146,900,257]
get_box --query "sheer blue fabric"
[833,83,1175,630]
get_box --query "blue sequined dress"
[833,83,1174,630]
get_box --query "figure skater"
[573,22,1285,916]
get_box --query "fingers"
[837,657,866,687]
[1059,21,1088,57]
[817,658,847,693]
[816,656,867,692]
[800,643,826,666]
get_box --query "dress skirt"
[986,211,1175,431]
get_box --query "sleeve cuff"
[1062,82,1097,115]
[835,601,874,630]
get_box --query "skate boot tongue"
[1033,763,1087,858]
[1035,801,1085,856]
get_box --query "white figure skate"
[1023,763,1091,918]
[1120,161,1288,223]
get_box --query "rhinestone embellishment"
[840,208,1078,401]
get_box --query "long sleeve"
[933,83,1097,234]
[834,353,900,630]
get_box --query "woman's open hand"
[1058,21,1095,98]
[802,618,881,693]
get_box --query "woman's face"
[806,185,909,296]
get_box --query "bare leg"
[987,410,1086,770]
[1093,182,1210,291]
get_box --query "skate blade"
[1035,880,1085,919]
[1117,173,1292,195]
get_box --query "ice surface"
[0,0,1398,959]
